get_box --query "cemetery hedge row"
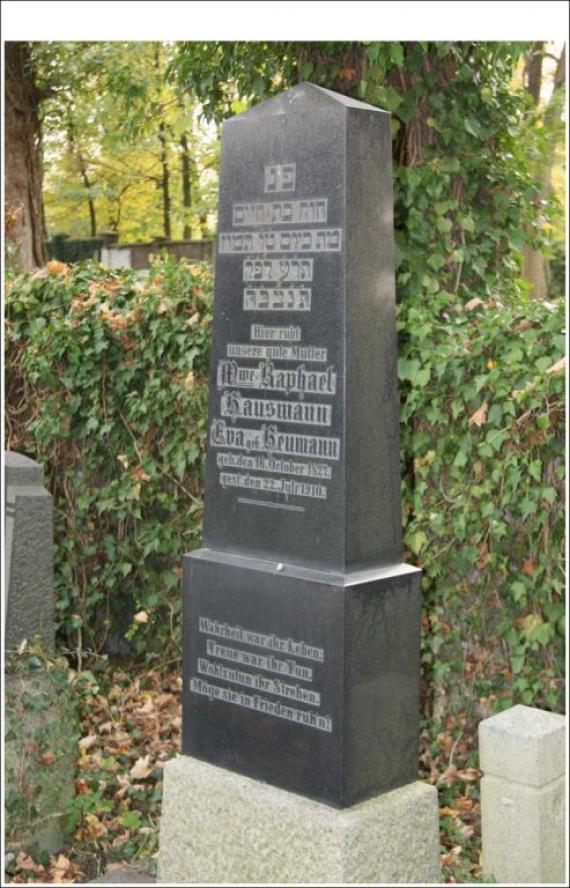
[5,255,565,717]
[6,257,211,660]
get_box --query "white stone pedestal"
[158,756,441,883]
[479,704,566,884]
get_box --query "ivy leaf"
[120,810,143,829]
[389,43,404,67]
[511,653,525,674]
[130,755,153,780]
[464,117,482,138]
[407,530,428,555]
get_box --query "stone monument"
[4,452,79,860]
[159,83,441,883]
[5,450,55,651]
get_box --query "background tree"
[5,41,47,269]
[520,42,566,298]
[173,40,565,301]
[36,42,219,242]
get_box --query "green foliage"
[35,42,219,241]
[400,291,565,715]
[6,42,565,715]
[6,256,564,712]
[170,41,294,121]
[6,255,212,660]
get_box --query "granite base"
[158,755,441,884]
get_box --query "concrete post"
[479,704,566,884]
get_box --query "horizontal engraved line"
[220,391,332,426]
[237,497,305,512]
[198,617,324,661]
[227,344,326,362]
[243,287,311,312]
[264,163,296,194]
[210,421,341,461]
[216,361,337,396]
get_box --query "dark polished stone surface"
[182,84,421,807]
[183,549,421,808]
[202,83,401,572]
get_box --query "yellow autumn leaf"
[85,812,107,837]
[46,260,69,275]
[469,400,488,427]
[130,754,153,779]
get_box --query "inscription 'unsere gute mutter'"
[213,161,342,513]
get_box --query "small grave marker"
[5,451,54,651]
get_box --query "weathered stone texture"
[479,704,566,884]
[158,756,442,884]
[5,670,80,855]
[5,451,54,651]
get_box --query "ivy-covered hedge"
[399,293,565,716]
[6,257,211,660]
[5,255,564,714]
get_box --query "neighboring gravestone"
[5,667,80,857]
[479,705,566,883]
[159,83,440,882]
[5,451,55,651]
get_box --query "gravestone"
[5,451,55,651]
[160,83,441,882]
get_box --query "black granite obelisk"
[182,83,421,808]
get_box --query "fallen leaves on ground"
[7,666,181,884]
[419,697,485,883]
[10,852,81,883]
[9,661,485,884]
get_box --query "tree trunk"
[66,107,97,236]
[154,44,171,240]
[522,43,565,299]
[181,132,192,239]
[4,42,47,269]
[158,122,171,239]
[524,42,544,104]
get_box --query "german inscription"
[189,616,332,733]
[212,162,342,512]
